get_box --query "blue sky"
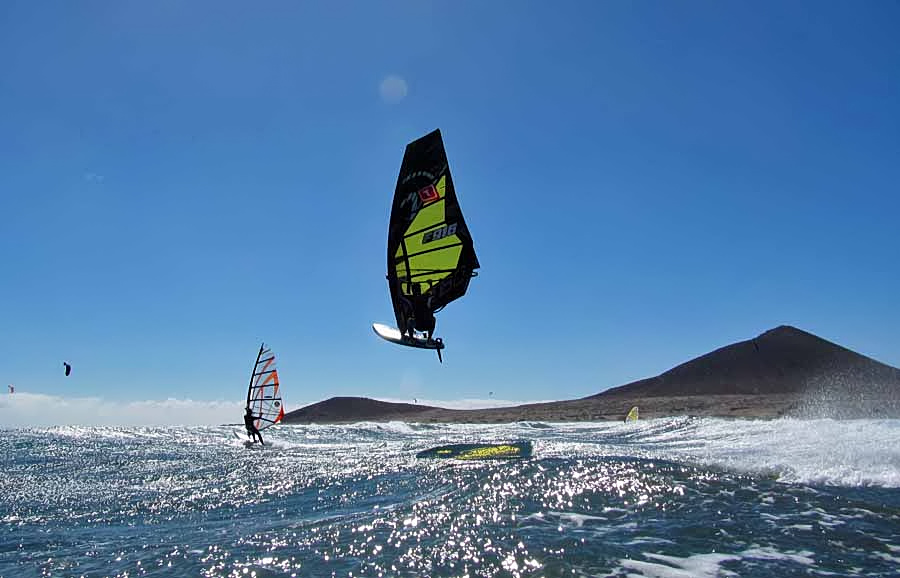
[1,1,898,422]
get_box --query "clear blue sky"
[2,1,898,413]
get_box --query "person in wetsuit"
[413,298,436,341]
[402,283,436,341]
[244,406,264,445]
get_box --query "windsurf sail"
[386,129,480,342]
[246,343,285,431]
[625,406,639,422]
[417,441,533,460]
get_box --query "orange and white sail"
[246,343,285,431]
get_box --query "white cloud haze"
[378,397,552,410]
[0,393,243,427]
[0,393,551,427]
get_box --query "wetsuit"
[413,299,436,340]
[244,410,264,445]
[401,283,436,340]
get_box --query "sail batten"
[402,241,465,259]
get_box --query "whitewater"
[1,417,898,577]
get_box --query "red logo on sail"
[417,184,440,205]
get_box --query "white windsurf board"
[372,323,444,350]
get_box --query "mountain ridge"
[282,325,900,424]
[592,325,900,398]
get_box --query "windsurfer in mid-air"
[401,284,437,343]
[414,299,436,341]
[403,304,436,343]
[244,406,264,445]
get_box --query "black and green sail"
[387,129,480,338]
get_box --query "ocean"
[1,418,898,577]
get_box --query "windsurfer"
[244,407,264,445]
[402,303,436,342]
[404,313,416,340]
[401,284,437,342]
[415,301,436,341]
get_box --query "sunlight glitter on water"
[2,420,899,577]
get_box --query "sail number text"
[423,223,457,244]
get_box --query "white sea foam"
[638,417,900,488]
[3,394,899,488]
[373,421,419,435]
[288,417,900,487]
[284,417,900,487]
[544,510,608,527]
[617,546,816,578]
[619,552,739,577]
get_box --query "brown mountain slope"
[280,326,900,424]
[282,396,436,424]
[593,325,900,398]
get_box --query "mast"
[246,342,265,408]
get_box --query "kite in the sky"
[64,362,71,377]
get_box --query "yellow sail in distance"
[625,406,639,422]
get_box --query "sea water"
[1,418,898,577]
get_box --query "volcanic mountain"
[282,325,900,423]
[593,325,900,399]
[283,396,438,423]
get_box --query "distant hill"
[282,396,436,424]
[281,326,900,423]
[593,325,900,399]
